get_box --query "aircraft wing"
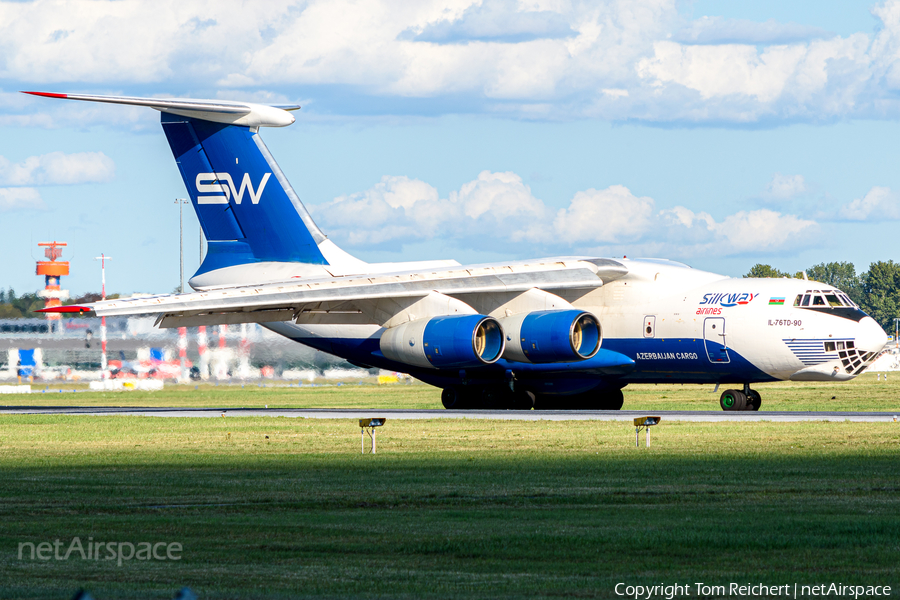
[72,258,626,328]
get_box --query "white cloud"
[311,172,818,257]
[0,187,45,211]
[453,171,543,221]
[311,176,443,247]
[764,173,808,199]
[0,152,115,186]
[673,17,832,45]
[711,209,818,253]
[660,205,715,230]
[312,171,545,249]
[839,186,900,220]
[5,0,900,124]
[638,39,851,104]
[552,185,655,243]
[406,0,575,43]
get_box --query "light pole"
[175,199,189,293]
[94,254,111,380]
[894,318,899,348]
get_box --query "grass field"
[7,371,900,412]
[0,381,898,599]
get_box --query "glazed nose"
[856,316,888,354]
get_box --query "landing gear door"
[703,317,730,363]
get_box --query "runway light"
[634,416,661,447]
[359,418,385,454]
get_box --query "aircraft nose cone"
[856,316,888,354]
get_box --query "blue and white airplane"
[29,91,888,411]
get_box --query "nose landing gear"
[719,385,762,411]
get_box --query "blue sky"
[1,0,899,295]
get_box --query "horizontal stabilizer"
[34,305,94,315]
[22,91,298,127]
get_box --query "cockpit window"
[824,293,842,307]
[794,289,859,310]
[838,292,857,307]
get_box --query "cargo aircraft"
[28,91,888,411]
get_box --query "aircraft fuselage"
[265,258,887,401]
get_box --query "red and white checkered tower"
[94,254,112,379]
[36,242,69,334]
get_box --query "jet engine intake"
[380,314,505,369]
[500,310,601,363]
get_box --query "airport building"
[0,316,359,382]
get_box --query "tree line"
[0,289,118,320]
[745,261,900,332]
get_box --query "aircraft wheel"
[480,386,511,410]
[532,389,623,410]
[597,388,625,411]
[509,390,536,410]
[746,389,762,411]
[720,389,747,411]
[532,393,554,410]
[441,388,471,410]
[555,394,589,410]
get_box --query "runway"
[1,407,898,422]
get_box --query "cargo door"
[703,317,730,363]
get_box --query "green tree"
[805,262,863,305]
[0,290,43,318]
[859,260,900,330]
[744,264,790,278]
[0,304,23,318]
[13,293,42,317]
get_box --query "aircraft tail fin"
[23,92,355,274]
[160,112,329,272]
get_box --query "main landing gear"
[441,386,536,410]
[719,384,762,412]
[532,387,624,411]
[441,385,625,411]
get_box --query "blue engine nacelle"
[500,310,601,363]
[379,314,505,369]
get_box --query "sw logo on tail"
[196,172,271,205]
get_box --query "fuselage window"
[825,341,836,352]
